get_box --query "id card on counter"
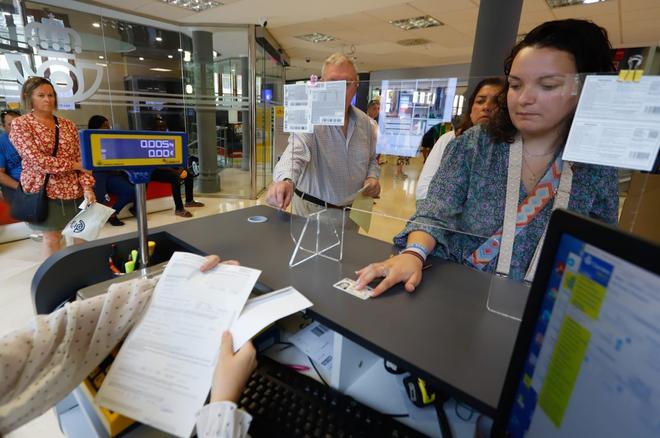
[563,75,660,171]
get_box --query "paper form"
[310,81,346,126]
[96,252,260,438]
[563,75,660,171]
[283,81,346,132]
[284,83,312,133]
[288,321,334,374]
[349,191,375,233]
[230,286,313,352]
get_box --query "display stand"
[289,208,345,267]
[80,129,188,269]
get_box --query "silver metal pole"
[135,183,150,268]
[248,24,258,199]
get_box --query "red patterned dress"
[10,113,94,199]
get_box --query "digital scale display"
[100,138,177,160]
[80,130,187,170]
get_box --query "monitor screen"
[507,233,660,437]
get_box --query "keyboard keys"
[239,356,424,438]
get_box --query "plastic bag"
[62,202,115,241]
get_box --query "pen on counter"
[108,257,121,274]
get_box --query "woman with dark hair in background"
[88,115,136,226]
[416,77,504,201]
[10,77,96,257]
[357,19,619,295]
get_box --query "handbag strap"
[42,116,60,189]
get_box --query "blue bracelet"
[405,242,429,260]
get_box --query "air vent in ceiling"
[397,38,432,47]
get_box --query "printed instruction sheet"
[284,80,346,132]
[96,252,260,437]
[563,75,660,171]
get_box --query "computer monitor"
[493,209,660,437]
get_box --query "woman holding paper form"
[356,19,619,294]
[0,255,256,438]
[10,76,96,258]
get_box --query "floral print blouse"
[394,125,619,281]
[9,113,94,200]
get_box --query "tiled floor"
[0,157,422,437]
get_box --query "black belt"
[294,188,344,209]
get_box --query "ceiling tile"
[550,1,619,19]
[622,7,660,22]
[411,0,477,15]
[622,19,660,44]
[365,4,426,22]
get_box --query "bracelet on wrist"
[404,242,429,260]
[401,250,425,265]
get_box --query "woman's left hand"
[200,255,240,272]
[83,188,96,204]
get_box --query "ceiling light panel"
[160,0,223,12]
[389,15,443,31]
[545,0,608,8]
[294,33,337,43]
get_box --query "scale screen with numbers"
[80,130,187,170]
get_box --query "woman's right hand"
[210,332,257,404]
[355,253,424,297]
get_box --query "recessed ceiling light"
[177,48,183,52]
[96,63,107,67]
[98,55,104,59]
[167,55,173,59]
[390,15,443,31]
[545,0,608,7]
[150,67,172,72]
[294,33,337,44]
[92,22,101,28]
[155,36,162,42]
[139,57,145,61]
[160,0,222,12]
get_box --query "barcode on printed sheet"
[644,106,660,114]
[629,151,650,161]
[311,324,328,337]
[321,356,332,366]
[320,117,342,124]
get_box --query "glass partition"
[274,73,657,297]
[0,1,262,199]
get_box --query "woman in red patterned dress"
[10,77,96,257]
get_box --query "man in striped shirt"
[267,53,380,218]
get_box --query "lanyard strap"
[495,136,523,276]
[495,137,573,279]
[523,162,572,282]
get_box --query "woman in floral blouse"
[356,19,619,295]
[10,77,96,257]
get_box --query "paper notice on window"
[284,83,312,133]
[563,75,660,171]
[284,81,346,131]
[96,252,260,438]
[310,81,346,126]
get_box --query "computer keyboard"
[238,355,425,438]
